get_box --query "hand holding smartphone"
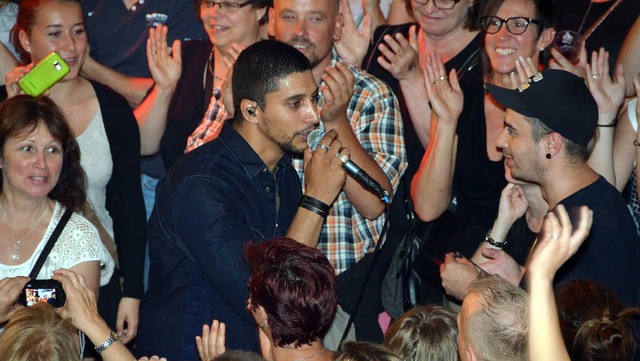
[18,51,70,96]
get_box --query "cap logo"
[517,72,544,92]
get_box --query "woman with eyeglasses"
[410,0,555,261]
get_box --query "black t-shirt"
[555,176,640,306]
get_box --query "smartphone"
[18,279,66,308]
[18,51,70,96]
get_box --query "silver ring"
[551,234,559,240]
[319,144,330,152]
[439,76,446,81]
[592,74,599,80]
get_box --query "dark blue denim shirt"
[137,123,302,360]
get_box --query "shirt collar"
[218,122,293,179]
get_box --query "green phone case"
[18,52,70,96]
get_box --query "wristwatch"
[94,331,119,354]
[485,229,507,248]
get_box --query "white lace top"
[0,202,115,285]
[76,108,115,239]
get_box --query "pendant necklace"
[0,200,50,261]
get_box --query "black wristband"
[597,123,616,127]
[300,195,330,218]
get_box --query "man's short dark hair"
[232,40,312,122]
[527,116,590,163]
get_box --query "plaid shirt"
[186,52,406,274]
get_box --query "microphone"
[307,129,390,204]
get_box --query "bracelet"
[300,195,330,218]
[484,229,507,248]
[634,140,640,147]
[94,331,119,354]
[597,123,616,127]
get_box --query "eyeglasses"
[412,0,462,11]
[481,16,542,35]
[201,0,252,12]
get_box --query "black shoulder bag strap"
[29,208,73,279]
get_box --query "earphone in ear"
[247,108,256,116]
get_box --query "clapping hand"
[334,0,372,67]
[526,205,593,282]
[320,62,355,125]
[147,24,182,92]
[377,25,420,81]
[585,48,625,124]
[423,52,463,125]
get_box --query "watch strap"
[94,331,119,354]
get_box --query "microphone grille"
[307,129,325,150]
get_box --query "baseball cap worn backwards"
[486,69,597,147]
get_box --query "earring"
[540,47,545,51]
[546,153,552,159]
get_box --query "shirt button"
[262,168,267,173]
[140,0,144,3]
[265,187,271,193]
[130,4,137,10]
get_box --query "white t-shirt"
[0,202,114,285]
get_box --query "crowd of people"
[0,0,639,360]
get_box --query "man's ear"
[537,26,555,51]
[240,99,260,123]
[268,7,276,38]
[544,132,564,159]
[333,13,344,42]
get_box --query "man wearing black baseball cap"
[485,69,640,305]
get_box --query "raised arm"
[411,52,462,221]
[320,62,395,219]
[334,0,372,67]
[618,15,640,97]
[133,24,182,156]
[526,205,593,361]
[585,49,625,186]
[378,25,432,147]
[81,54,153,107]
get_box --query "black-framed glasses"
[412,0,462,11]
[201,0,252,11]
[481,16,542,35]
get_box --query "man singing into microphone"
[137,40,349,360]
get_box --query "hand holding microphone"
[307,129,390,203]
[303,130,349,207]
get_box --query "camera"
[18,280,66,308]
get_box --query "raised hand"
[320,62,355,125]
[526,205,593,282]
[423,52,463,125]
[196,319,226,361]
[585,48,625,123]
[377,25,420,81]
[334,0,371,67]
[497,183,529,225]
[147,24,182,92]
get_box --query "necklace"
[292,347,327,361]
[0,199,50,261]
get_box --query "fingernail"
[518,55,524,61]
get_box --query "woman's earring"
[546,153,552,159]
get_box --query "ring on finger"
[439,76,446,81]
[551,234,559,240]
[592,74,599,80]
[319,144,330,152]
